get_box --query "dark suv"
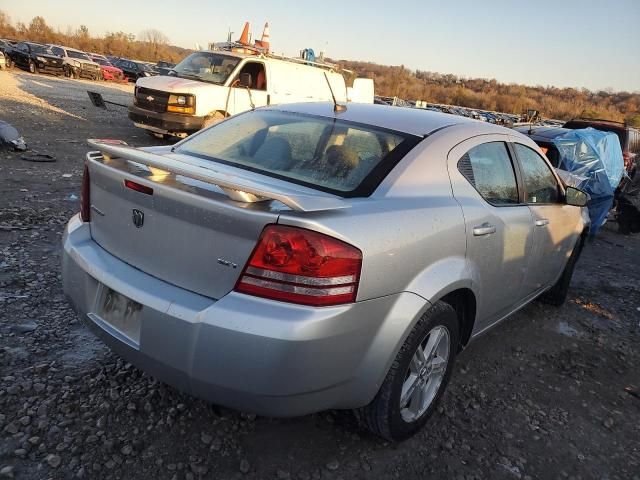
[8,42,64,75]
[563,118,640,170]
[113,59,158,82]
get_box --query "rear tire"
[355,301,459,441]
[540,237,584,306]
[5,57,11,68]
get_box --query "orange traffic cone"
[256,22,270,52]
[237,22,250,45]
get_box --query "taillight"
[80,163,91,222]
[235,225,362,306]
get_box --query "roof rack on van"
[266,53,338,72]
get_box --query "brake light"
[80,163,90,222]
[124,179,153,195]
[235,225,362,306]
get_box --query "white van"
[128,50,373,137]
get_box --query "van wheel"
[540,237,584,306]
[355,301,459,441]
[202,111,227,129]
[29,61,37,74]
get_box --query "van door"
[448,135,534,331]
[228,60,268,115]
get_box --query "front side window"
[234,61,266,90]
[514,143,560,204]
[171,52,241,85]
[457,142,519,205]
[176,110,415,196]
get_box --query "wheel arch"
[440,288,477,349]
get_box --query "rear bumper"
[128,105,205,134]
[62,215,427,416]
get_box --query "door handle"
[473,223,496,236]
[535,219,550,227]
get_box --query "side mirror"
[565,187,588,207]
[239,72,252,88]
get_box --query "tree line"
[1,11,638,125]
[337,61,640,125]
[0,11,190,63]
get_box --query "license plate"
[97,288,142,344]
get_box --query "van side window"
[235,62,266,91]
[458,142,519,205]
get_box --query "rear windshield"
[176,110,419,197]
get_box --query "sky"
[2,0,639,92]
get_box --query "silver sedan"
[62,102,588,440]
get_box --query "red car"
[90,54,125,82]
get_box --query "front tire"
[29,61,37,74]
[356,301,459,441]
[202,111,227,129]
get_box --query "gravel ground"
[1,68,639,480]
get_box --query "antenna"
[323,72,346,113]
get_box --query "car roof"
[264,102,511,137]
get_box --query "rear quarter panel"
[279,132,470,303]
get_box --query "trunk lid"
[85,142,347,299]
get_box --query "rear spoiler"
[86,139,349,212]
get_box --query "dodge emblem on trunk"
[132,209,144,228]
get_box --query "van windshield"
[170,52,241,85]
[176,110,420,197]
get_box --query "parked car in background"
[156,60,175,75]
[7,42,63,75]
[48,45,101,80]
[0,39,15,57]
[516,125,625,235]
[113,58,158,82]
[563,118,640,171]
[64,103,589,441]
[89,54,125,82]
[0,40,15,68]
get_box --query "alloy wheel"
[399,325,450,422]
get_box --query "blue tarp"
[552,127,624,235]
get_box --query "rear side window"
[514,144,559,204]
[176,110,418,197]
[457,142,519,205]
